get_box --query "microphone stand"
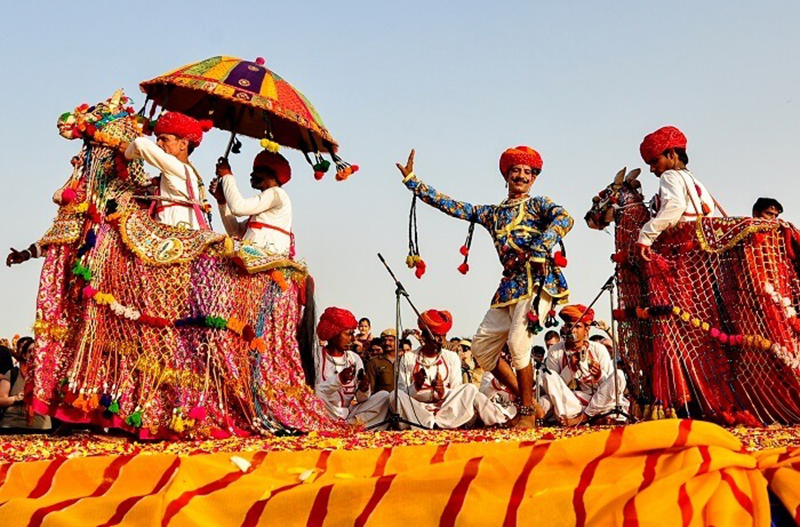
[368,253,430,430]
[573,274,636,424]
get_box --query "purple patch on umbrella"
[224,61,265,94]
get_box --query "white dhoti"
[542,369,629,420]
[471,292,553,371]
[347,391,391,430]
[391,384,508,429]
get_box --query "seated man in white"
[212,150,294,257]
[314,307,390,429]
[121,111,212,230]
[393,310,508,429]
[541,305,629,425]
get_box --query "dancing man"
[393,309,508,429]
[636,126,715,261]
[541,305,629,425]
[211,151,294,257]
[314,307,391,428]
[395,147,574,427]
[120,112,213,230]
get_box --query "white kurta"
[218,175,293,255]
[542,341,628,419]
[638,169,715,246]
[125,138,204,230]
[314,349,389,428]
[392,348,508,429]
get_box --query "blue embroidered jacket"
[405,175,573,308]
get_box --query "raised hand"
[215,157,232,178]
[395,149,415,179]
[6,247,29,267]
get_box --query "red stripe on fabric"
[354,474,397,527]
[573,427,625,527]
[371,448,393,478]
[503,443,551,527]
[677,483,693,527]
[98,457,181,527]
[439,457,483,527]
[698,446,712,474]
[719,472,754,518]
[431,444,449,464]
[241,450,331,527]
[28,454,135,527]
[674,419,693,448]
[27,456,68,499]
[161,451,268,527]
[622,421,691,527]
[676,442,714,527]
[0,463,11,490]
[306,484,334,527]
[621,451,661,527]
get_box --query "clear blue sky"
[1,1,798,341]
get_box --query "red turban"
[317,307,357,341]
[639,126,687,164]
[559,304,594,325]
[253,150,292,185]
[153,112,213,148]
[499,146,543,177]
[418,309,453,336]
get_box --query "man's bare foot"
[514,414,537,429]
[560,413,587,427]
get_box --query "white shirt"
[397,348,462,404]
[545,341,614,395]
[125,138,203,230]
[218,175,293,255]
[314,349,367,419]
[638,169,715,246]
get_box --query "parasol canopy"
[140,56,337,154]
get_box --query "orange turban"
[153,112,213,148]
[418,309,453,336]
[499,146,543,177]
[559,304,594,325]
[639,126,687,164]
[317,307,357,341]
[253,150,291,185]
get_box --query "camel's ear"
[625,168,641,184]
[613,167,626,186]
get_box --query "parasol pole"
[222,106,246,160]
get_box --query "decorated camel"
[585,168,800,425]
[23,91,342,439]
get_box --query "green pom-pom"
[313,160,331,173]
[125,409,142,427]
[108,400,120,414]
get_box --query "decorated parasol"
[140,55,356,180]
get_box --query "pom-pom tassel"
[457,221,476,275]
[407,195,426,278]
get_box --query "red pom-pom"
[526,311,539,323]
[457,262,469,274]
[62,188,77,204]
[199,119,214,132]
[414,267,425,279]
[610,250,627,264]
[84,124,97,137]
[612,309,627,321]
[255,57,265,66]
[553,251,568,268]
[349,165,359,174]
[709,328,721,339]
[719,333,729,344]
[415,259,426,270]
[314,170,325,181]
[459,245,469,256]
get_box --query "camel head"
[584,167,644,230]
